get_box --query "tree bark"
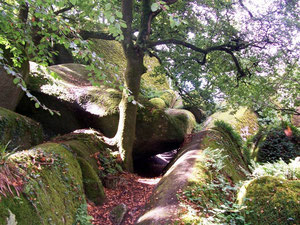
[113,0,147,172]
[114,47,146,172]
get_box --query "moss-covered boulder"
[0,107,43,151]
[137,127,249,224]
[0,46,29,111]
[237,176,300,225]
[0,128,117,224]
[134,108,196,159]
[0,143,85,225]
[204,107,259,139]
[18,62,195,158]
[149,98,166,109]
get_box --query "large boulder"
[237,176,300,225]
[0,143,85,225]
[0,107,43,151]
[0,129,113,224]
[0,46,29,111]
[17,62,195,158]
[137,128,250,224]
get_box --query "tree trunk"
[114,46,146,172]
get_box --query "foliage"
[0,141,18,164]
[92,149,123,179]
[257,123,300,163]
[74,203,93,225]
[176,148,249,224]
[251,158,300,180]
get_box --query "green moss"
[0,142,85,225]
[83,88,122,116]
[0,107,44,151]
[91,39,169,94]
[238,176,300,225]
[205,107,259,139]
[201,130,248,182]
[149,98,166,109]
[0,195,40,225]
[77,157,105,205]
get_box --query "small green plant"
[74,203,93,225]
[93,148,123,178]
[213,120,243,149]
[250,158,300,180]
[177,148,249,224]
[0,141,19,164]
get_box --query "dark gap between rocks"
[134,149,179,177]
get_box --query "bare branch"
[238,0,253,18]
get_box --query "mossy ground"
[0,107,43,151]
[238,176,300,225]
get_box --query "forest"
[0,0,299,224]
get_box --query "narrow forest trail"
[88,172,161,225]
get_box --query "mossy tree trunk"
[113,0,147,172]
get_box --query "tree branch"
[79,30,115,40]
[54,5,74,15]
[238,0,253,18]
[148,39,249,80]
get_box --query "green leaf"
[116,11,122,18]
[170,18,176,28]
[13,78,20,84]
[151,3,160,12]
[35,103,40,108]
[49,109,54,116]
[70,0,77,5]
[109,16,115,23]
[120,22,127,28]
[105,3,111,10]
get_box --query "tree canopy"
[1,0,299,170]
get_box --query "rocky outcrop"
[0,107,43,151]
[137,127,249,224]
[237,176,300,225]
[0,143,85,225]
[17,63,196,158]
[0,129,112,224]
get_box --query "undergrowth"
[0,141,24,199]
[74,203,93,225]
[176,148,250,225]
[250,158,300,180]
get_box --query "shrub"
[257,124,299,163]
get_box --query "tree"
[1,0,299,171]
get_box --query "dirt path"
[88,172,161,225]
[88,132,207,225]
